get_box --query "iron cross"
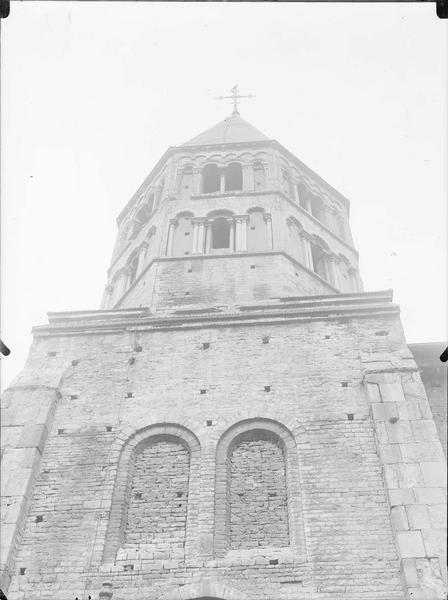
[216,85,255,115]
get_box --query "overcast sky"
[1,2,446,389]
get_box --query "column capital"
[263,212,272,223]
[235,214,250,223]
[169,218,179,227]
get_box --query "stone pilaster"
[364,369,447,600]
[166,219,178,257]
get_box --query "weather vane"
[216,85,255,115]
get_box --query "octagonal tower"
[101,110,361,312]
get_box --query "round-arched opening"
[211,217,230,249]
[202,164,220,193]
[224,162,242,192]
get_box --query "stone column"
[204,221,212,253]
[166,219,178,256]
[321,204,334,230]
[292,181,299,204]
[264,213,273,249]
[229,218,236,251]
[327,255,341,289]
[300,233,314,270]
[192,220,200,254]
[235,216,248,251]
[136,242,148,276]
[219,171,226,193]
[192,169,201,195]
[242,164,254,191]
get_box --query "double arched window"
[103,419,302,565]
[201,162,243,194]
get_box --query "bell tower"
[101,107,361,312]
[2,97,446,600]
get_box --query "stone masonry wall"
[229,434,289,550]
[119,252,334,311]
[1,303,446,600]
[125,440,189,553]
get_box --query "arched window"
[253,162,265,190]
[211,217,230,249]
[297,183,309,211]
[125,436,190,550]
[202,164,220,193]
[281,169,294,199]
[127,252,139,287]
[311,243,328,281]
[179,167,194,201]
[147,193,155,214]
[309,195,325,222]
[225,162,243,192]
[229,429,289,550]
[102,424,200,564]
[247,208,267,252]
[129,204,150,240]
[172,213,194,256]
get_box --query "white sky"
[1,2,447,389]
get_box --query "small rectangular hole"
[19,567,26,575]
[200,389,207,395]
[126,392,134,398]
[269,559,278,565]
[124,564,134,572]
[57,429,64,435]
[264,385,271,392]
[106,426,112,432]
[69,395,78,400]
[71,359,79,366]
[185,291,190,295]
[35,515,43,523]
[250,265,256,269]
[128,357,135,365]
[47,351,57,357]
[341,382,348,387]
[202,342,210,349]
[187,268,193,273]
[134,492,142,500]
[206,420,213,426]
[375,330,389,336]
[176,492,183,498]
[347,413,354,421]
[262,336,270,344]
[134,346,142,353]
[325,335,331,339]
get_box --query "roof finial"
[216,84,255,115]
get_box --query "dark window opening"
[211,217,230,249]
[225,162,243,192]
[202,164,220,193]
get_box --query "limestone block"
[400,442,444,463]
[397,401,422,421]
[415,558,445,599]
[420,462,447,487]
[414,488,446,505]
[406,505,431,530]
[396,530,426,558]
[366,383,381,404]
[372,402,398,421]
[422,530,447,557]
[411,420,439,443]
[402,557,418,587]
[427,504,447,529]
[2,467,32,497]
[391,506,409,531]
[0,523,16,563]
[396,463,424,488]
[386,421,413,444]
[1,498,23,523]
[0,426,23,449]
[17,424,48,453]
[389,488,415,506]
[379,443,402,464]
[379,381,405,403]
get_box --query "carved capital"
[263,213,272,223]
[169,218,179,228]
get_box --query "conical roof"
[182,111,270,146]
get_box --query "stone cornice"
[33,290,398,338]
